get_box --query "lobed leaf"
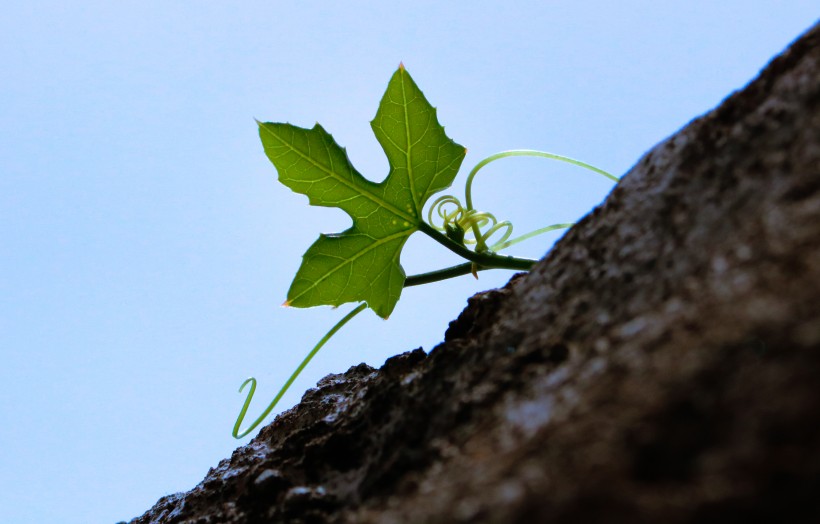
[259,66,466,318]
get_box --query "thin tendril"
[479,220,513,251]
[232,302,367,439]
[465,149,619,211]
[427,149,618,254]
[490,223,573,252]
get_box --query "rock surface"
[131,23,820,524]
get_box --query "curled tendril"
[427,195,512,253]
[427,149,618,255]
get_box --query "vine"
[233,67,618,439]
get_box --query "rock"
[130,22,820,524]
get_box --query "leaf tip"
[398,61,405,71]
[282,299,292,308]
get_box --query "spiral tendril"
[427,149,618,255]
[427,195,512,253]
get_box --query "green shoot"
[233,66,617,438]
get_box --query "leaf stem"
[232,302,368,439]
[404,262,483,287]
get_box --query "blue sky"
[1,2,816,522]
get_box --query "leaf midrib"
[399,68,419,214]
[260,123,416,223]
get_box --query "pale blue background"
[1,2,816,522]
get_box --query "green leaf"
[259,66,466,318]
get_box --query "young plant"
[233,65,617,438]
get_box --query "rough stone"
[131,22,820,524]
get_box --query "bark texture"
[131,23,820,524]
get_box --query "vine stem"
[232,302,367,439]
[417,221,536,270]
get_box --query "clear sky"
[1,2,816,522]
